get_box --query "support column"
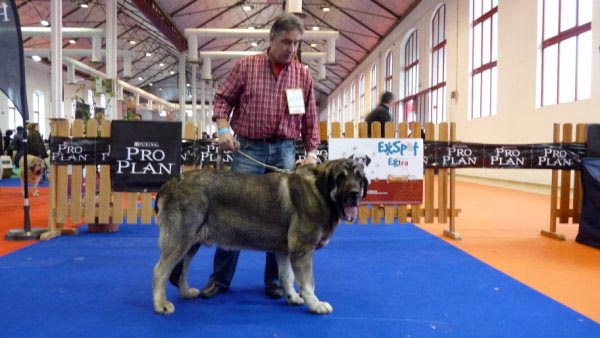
[51,0,63,118]
[200,79,206,134]
[106,0,118,119]
[192,64,199,132]
[178,53,186,125]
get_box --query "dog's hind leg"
[276,253,303,305]
[290,250,333,314]
[175,243,201,299]
[153,238,194,314]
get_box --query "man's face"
[269,29,302,64]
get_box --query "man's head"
[380,91,395,107]
[269,13,304,65]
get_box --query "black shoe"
[200,280,225,299]
[265,284,283,299]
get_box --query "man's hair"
[270,13,304,37]
[380,91,394,104]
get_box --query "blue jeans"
[210,137,296,289]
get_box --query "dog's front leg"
[276,253,303,305]
[290,250,332,314]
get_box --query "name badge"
[286,88,305,115]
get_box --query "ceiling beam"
[370,0,401,19]
[303,6,367,57]
[326,2,381,39]
[131,0,187,52]
[170,0,197,17]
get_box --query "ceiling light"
[321,6,330,12]
[310,43,317,48]
[40,19,49,26]
[31,55,42,62]
[145,52,152,57]
[69,39,76,44]
[80,1,90,8]
[129,40,136,45]
[248,26,255,30]
[159,63,165,67]
[149,83,153,86]
[138,76,143,81]
[251,42,258,47]
[186,83,190,87]
[242,5,252,11]
[169,70,175,75]
[158,88,162,91]
[312,26,320,31]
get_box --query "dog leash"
[234,149,292,174]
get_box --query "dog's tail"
[154,176,182,216]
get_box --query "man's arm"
[301,73,320,165]
[212,60,245,151]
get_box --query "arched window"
[540,0,592,106]
[350,82,356,120]
[358,74,365,120]
[343,88,349,126]
[470,0,498,118]
[430,4,447,123]
[7,99,22,130]
[370,64,377,110]
[384,50,393,92]
[402,30,419,122]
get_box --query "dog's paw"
[309,301,333,314]
[286,293,304,305]
[154,300,175,314]
[180,287,200,299]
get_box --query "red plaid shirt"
[212,51,320,152]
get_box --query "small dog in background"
[19,155,46,196]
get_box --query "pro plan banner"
[424,142,585,170]
[329,138,424,204]
[49,137,111,165]
[110,121,181,192]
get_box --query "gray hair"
[270,13,304,37]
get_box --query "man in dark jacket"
[365,91,395,137]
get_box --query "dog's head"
[28,157,46,177]
[315,158,369,223]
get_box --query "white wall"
[0,58,83,139]
[326,0,600,186]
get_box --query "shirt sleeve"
[301,71,320,152]
[212,59,245,122]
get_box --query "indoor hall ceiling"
[17,0,420,104]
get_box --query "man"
[169,13,320,300]
[365,91,395,137]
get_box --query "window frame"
[470,0,498,119]
[430,4,447,124]
[402,30,419,122]
[540,0,592,106]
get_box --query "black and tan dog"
[152,158,368,315]
[19,155,46,196]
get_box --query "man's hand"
[217,132,237,151]
[302,151,317,166]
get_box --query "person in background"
[365,91,395,138]
[169,13,320,300]
[0,129,4,155]
[11,126,24,166]
[3,129,13,155]
[26,123,47,160]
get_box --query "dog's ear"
[365,156,372,167]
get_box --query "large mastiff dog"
[152,158,368,315]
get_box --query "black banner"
[49,137,587,172]
[0,0,28,120]
[110,121,181,192]
[49,137,111,165]
[424,142,586,170]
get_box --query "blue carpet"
[0,221,598,338]
[0,177,49,188]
